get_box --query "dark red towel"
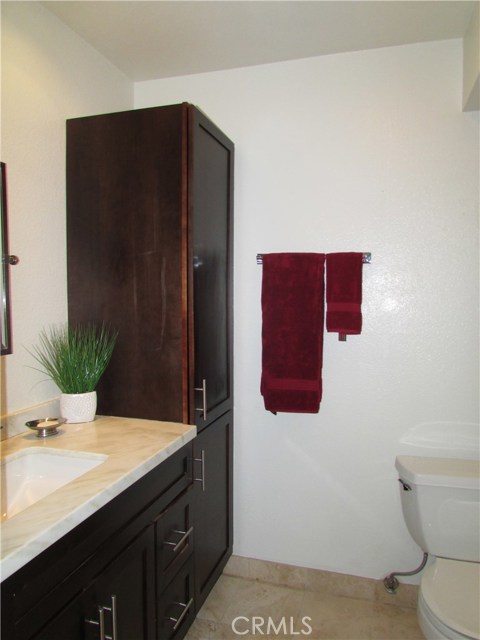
[261,253,325,413]
[326,253,363,335]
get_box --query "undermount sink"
[1,448,107,521]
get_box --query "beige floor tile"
[184,617,215,639]
[246,558,310,590]
[187,572,425,640]
[222,579,305,625]
[223,555,251,580]
[300,591,375,639]
[371,603,424,640]
[198,575,248,623]
[185,617,301,640]
[304,570,376,602]
[197,575,306,635]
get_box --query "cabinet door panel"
[31,598,86,640]
[33,527,155,640]
[88,527,155,640]
[67,105,188,423]
[190,109,234,430]
[193,411,233,609]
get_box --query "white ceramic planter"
[60,391,97,423]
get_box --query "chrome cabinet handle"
[85,607,105,640]
[194,379,207,420]
[103,595,118,640]
[85,596,117,640]
[99,607,106,640]
[168,597,194,631]
[164,526,194,553]
[193,449,206,492]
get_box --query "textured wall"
[135,40,479,580]
[2,10,477,581]
[1,2,132,412]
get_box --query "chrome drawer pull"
[86,606,106,640]
[193,449,206,492]
[86,596,117,640]
[194,379,207,420]
[168,597,194,631]
[164,526,194,553]
[102,595,118,640]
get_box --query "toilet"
[395,455,480,640]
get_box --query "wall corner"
[463,3,480,112]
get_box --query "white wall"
[1,2,133,414]
[1,7,478,582]
[135,40,479,580]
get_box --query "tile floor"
[185,574,424,640]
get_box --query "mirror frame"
[1,161,13,355]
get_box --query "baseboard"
[223,555,418,609]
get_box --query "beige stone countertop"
[0,415,196,581]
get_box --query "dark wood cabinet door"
[67,104,189,424]
[84,526,156,640]
[31,598,86,640]
[189,109,234,431]
[193,411,233,609]
[34,527,156,640]
[67,103,234,431]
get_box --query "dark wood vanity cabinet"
[1,445,195,640]
[66,102,234,433]
[64,103,234,636]
[1,423,234,640]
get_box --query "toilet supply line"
[383,552,429,593]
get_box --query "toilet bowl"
[418,558,479,640]
[395,456,480,640]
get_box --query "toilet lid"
[422,558,480,639]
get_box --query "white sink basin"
[1,448,107,520]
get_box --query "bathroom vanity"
[1,102,234,640]
[0,416,229,639]
[66,101,235,618]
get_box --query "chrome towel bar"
[256,252,371,264]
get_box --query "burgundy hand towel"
[326,252,363,335]
[261,253,325,413]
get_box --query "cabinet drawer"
[157,559,195,640]
[156,487,194,590]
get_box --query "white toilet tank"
[395,456,480,562]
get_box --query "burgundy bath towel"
[326,253,363,335]
[261,253,325,414]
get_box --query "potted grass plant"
[30,323,118,423]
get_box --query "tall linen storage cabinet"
[67,103,234,617]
